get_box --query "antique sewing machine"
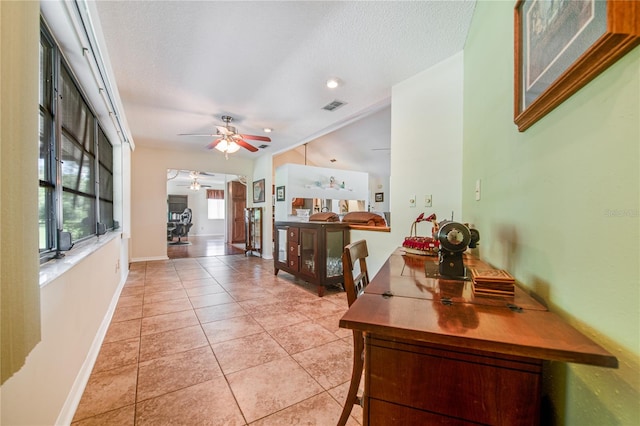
[437,220,480,278]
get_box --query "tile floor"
[71,255,362,425]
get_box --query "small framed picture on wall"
[276,186,285,201]
[375,192,384,202]
[253,179,265,203]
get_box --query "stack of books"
[470,268,515,297]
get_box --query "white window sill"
[39,232,122,288]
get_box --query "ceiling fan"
[180,115,271,158]
[178,178,212,191]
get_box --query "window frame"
[39,22,115,262]
[207,189,225,220]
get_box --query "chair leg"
[337,334,364,426]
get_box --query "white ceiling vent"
[322,100,347,111]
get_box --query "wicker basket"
[402,218,439,256]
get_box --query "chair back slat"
[342,240,370,307]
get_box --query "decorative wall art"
[375,192,384,202]
[276,186,285,202]
[514,0,640,131]
[253,179,265,203]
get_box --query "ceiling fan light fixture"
[215,138,241,155]
[227,141,240,153]
[189,180,201,191]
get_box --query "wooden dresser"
[339,249,617,425]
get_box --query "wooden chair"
[338,239,370,426]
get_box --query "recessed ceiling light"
[326,78,340,89]
[263,128,272,133]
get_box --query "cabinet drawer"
[367,337,541,425]
[368,398,469,425]
[287,241,299,270]
[287,227,299,242]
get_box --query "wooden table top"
[339,249,618,368]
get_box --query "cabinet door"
[299,228,318,279]
[325,228,346,277]
[254,208,261,252]
[275,227,288,267]
[244,209,251,248]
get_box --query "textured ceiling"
[93,0,476,170]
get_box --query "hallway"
[167,235,245,259]
[71,254,361,425]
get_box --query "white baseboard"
[131,255,169,262]
[55,269,129,425]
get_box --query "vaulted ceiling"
[90,1,476,171]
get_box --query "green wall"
[463,1,639,424]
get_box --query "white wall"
[354,52,465,276]
[1,238,125,426]
[252,154,274,259]
[131,146,254,261]
[368,175,390,214]
[390,51,464,231]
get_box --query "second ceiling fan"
[181,115,271,158]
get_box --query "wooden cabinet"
[340,250,618,426]
[245,207,262,256]
[366,336,542,425]
[274,221,350,296]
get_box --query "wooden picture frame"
[276,186,285,201]
[514,0,640,132]
[375,192,384,202]
[253,179,265,203]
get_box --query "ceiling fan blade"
[206,139,222,150]
[179,133,217,137]
[235,138,259,152]
[240,134,271,142]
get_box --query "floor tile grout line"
[188,261,251,425]
[78,254,355,424]
[131,261,146,425]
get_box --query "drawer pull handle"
[507,303,523,313]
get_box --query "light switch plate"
[424,195,432,207]
[475,179,481,201]
[409,195,416,207]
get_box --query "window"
[207,189,225,220]
[39,24,114,259]
[98,127,114,228]
[39,30,55,251]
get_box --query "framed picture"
[253,179,265,203]
[514,0,640,131]
[375,192,384,202]
[276,186,285,201]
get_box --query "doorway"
[166,169,245,258]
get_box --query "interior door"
[230,180,246,243]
